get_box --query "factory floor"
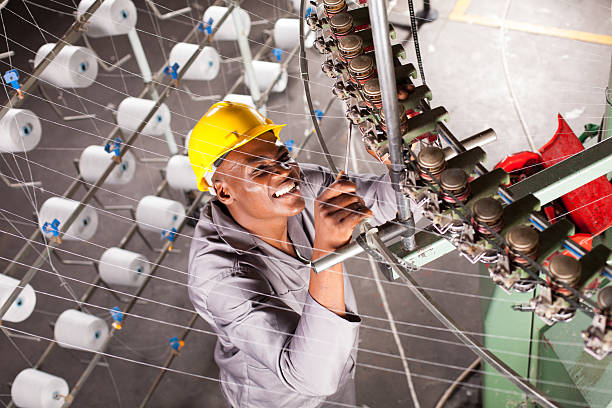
[1,0,610,407]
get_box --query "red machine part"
[538,115,612,235]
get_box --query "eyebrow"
[246,146,285,165]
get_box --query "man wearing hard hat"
[188,102,396,407]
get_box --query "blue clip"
[161,227,177,250]
[4,69,23,99]
[161,227,177,242]
[42,218,61,238]
[110,306,124,330]
[164,62,180,86]
[198,17,214,35]
[272,48,283,62]
[169,336,184,352]
[314,109,324,121]
[305,6,314,18]
[104,137,123,162]
[285,139,295,152]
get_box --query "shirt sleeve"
[300,163,397,225]
[198,264,361,397]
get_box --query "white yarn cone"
[202,6,250,41]
[273,18,315,50]
[169,43,220,81]
[166,155,198,191]
[77,0,137,38]
[54,309,109,352]
[38,197,98,241]
[0,109,42,153]
[116,97,171,137]
[0,274,36,323]
[244,60,288,93]
[11,369,69,408]
[135,195,185,232]
[99,247,150,287]
[79,145,136,185]
[34,44,98,88]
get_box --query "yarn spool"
[0,274,36,323]
[54,309,109,352]
[166,155,198,191]
[0,109,42,153]
[168,43,220,81]
[135,195,185,232]
[11,369,69,408]
[77,0,137,37]
[34,44,98,88]
[38,197,98,241]
[99,247,151,287]
[202,6,250,41]
[116,97,171,137]
[79,145,136,185]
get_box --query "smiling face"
[212,132,306,221]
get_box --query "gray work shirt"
[188,163,397,408]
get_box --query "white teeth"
[274,182,298,198]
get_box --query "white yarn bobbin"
[34,44,98,88]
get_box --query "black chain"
[408,0,426,85]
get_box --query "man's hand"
[313,172,373,254]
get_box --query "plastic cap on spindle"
[348,55,373,75]
[597,286,612,311]
[473,197,503,223]
[338,35,363,54]
[330,13,353,33]
[417,146,445,170]
[548,255,582,287]
[440,168,468,191]
[505,225,539,252]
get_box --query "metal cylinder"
[596,286,612,313]
[417,146,446,180]
[439,168,470,204]
[337,34,363,61]
[473,197,504,236]
[329,12,354,37]
[547,254,582,294]
[323,0,347,16]
[380,108,407,132]
[505,225,539,265]
[362,78,382,108]
[348,55,375,84]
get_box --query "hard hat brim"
[196,122,286,191]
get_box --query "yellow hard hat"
[188,101,285,192]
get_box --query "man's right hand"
[313,172,373,254]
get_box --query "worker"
[188,102,397,407]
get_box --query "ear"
[213,179,235,205]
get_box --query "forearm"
[308,248,346,317]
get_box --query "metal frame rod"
[59,191,206,408]
[4,181,169,408]
[0,0,105,121]
[138,313,199,408]
[368,0,415,249]
[0,3,238,319]
[367,230,559,408]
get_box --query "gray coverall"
[188,163,397,407]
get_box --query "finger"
[337,204,373,225]
[331,201,373,222]
[324,193,365,211]
[317,179,357,202]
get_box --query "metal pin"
[344,121,352,178]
